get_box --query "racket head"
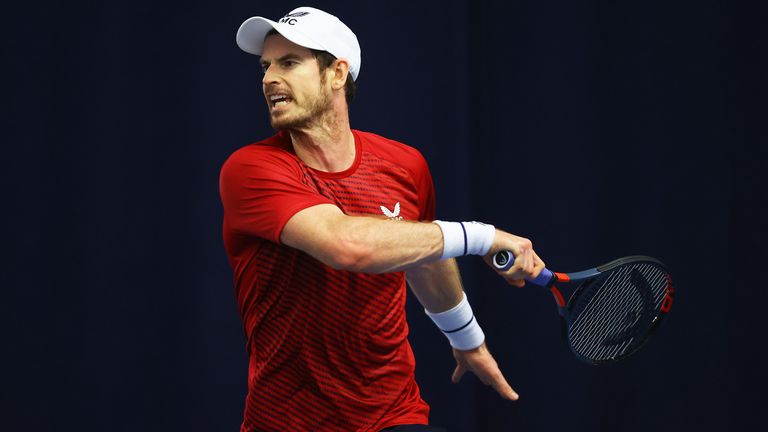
[560,256,674,365]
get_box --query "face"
[260,34,332,130]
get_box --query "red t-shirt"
[219,130,436,431]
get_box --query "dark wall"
[5,0,765,431]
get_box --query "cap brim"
[236,16,325,56]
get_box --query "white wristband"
[424,292,485,350]
[433,220,496,259]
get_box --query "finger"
[451,363,466,383]
[510,261,528,281]
[525,249,533,277]
[475,371,491,386]
[504,275,525,287]
[531,250,546,278]
[493,378,520,401]
[511,251,532,279]
[487,369,519,400]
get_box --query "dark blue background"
[5,0,766,431]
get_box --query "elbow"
[326,236,380,273]
[305,213,389,273]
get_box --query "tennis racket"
[493,251,674,365]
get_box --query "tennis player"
[220,7,545,431]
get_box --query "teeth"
[269,94,292,108]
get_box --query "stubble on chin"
[269,92,332,131]
[269,112,291,130]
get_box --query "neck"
[288,106,355,173]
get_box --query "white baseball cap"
[236,6,362,81]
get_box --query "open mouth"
[269,94,293,109]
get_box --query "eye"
[260,63,269,73]
[282,60,298,68]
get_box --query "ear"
[330,59,350,91]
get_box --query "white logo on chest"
[380,202,402,220]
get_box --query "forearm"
[335,216,445,273]
[280,204,444,273]
[407,259,486,351]
[406,258,465,312]
[280,204,512,277]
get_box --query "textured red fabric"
[220,130,436,431]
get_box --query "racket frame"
[558,256,674,365]
[493,252,675,365]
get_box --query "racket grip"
[492,250,554,287]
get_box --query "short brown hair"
[265,29,356,107]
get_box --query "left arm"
[406,259,520,401]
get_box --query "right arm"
[280,203,544,282]
[220,148,542,279]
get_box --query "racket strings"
[568,273,643,359]
[571,266,663,360]
[571,264,668,360]
[600,269,656,344]
[567,263,670,362]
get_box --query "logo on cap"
[279,11,310,25]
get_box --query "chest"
[301,154,420,221]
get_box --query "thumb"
[452,363,466,383]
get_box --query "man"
[220,7,545,431]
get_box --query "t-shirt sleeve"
[219,147,335,243]
[413,151,436,221]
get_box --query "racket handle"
[492,250,554,287]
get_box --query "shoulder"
[221,133,298,175]
[355,130,429,171]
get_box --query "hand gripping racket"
[493,251,675,365]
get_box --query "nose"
[262,64,279,87]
